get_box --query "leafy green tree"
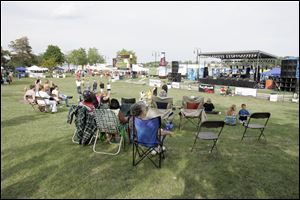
[8,36,35,67]
[69,48,88,66]
[87,47,105,65]
[1,46,10,67]
[41,57,57,69]
[42,45,64,67]
[117,49,137,64]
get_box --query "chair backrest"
[182,96,204,109]
[247,112,271,127]
[133,116,161,148]
[151,96,173,109]
[201,121,225,128]
[94,109,120,134]
[25,95,36,104]
[249,112,271,119]
[121,98,136,104]
[199,120,225,137]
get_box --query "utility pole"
[152,51,160,67]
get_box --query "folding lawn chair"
[93,109,125,155]
[191,121,225,153]
[25,95,38,111]
[150,96,174,125]
[179,96,205,130]
[241,112,271,141]
[132,116,165,168]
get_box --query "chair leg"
[241,127,248,141]
[209,140,217,153]
[191,135,198,152]
[72,129,79,144]
[258,128,265,141]
[93,132,123,155]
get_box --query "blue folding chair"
[132,116,165,168]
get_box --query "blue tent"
[261,67,281,77]
[15,67,26,72]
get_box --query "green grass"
[1,76,299,199]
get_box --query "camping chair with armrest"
[191,121,225,153]
[132,116,165,168]
[179,96,205,130]
[150,96,174,125]
[241,112,271,141]
[92,108,125,155]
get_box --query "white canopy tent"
[132,64,149,73]
[27,65,48,78]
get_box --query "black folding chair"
[120,98,136,117]
[132,116,165,168]
[191,121,225,153]
[241,112,271,141]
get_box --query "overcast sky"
[1,1,299,63]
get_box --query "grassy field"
[1,76,299,199]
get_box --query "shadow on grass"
[1,113,50,128]
[1,136,159,198]
[170,140,299,199]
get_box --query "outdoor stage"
[198,77,257,88]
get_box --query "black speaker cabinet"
[203,67,209,78]
[172,61,179,73]
[280,58,298,92]
[168,72,181,82]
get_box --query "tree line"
[1,36,137,71]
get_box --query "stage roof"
[199,50,278,60]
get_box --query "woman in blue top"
[238,104,250,123]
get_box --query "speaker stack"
[280,58,298,92]
[168,61,181,82]
[203,67,209,78]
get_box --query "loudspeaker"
[168,73,181,82]
[203,67,209,78]
[172,61,179,73]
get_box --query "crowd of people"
[23,78,73,113]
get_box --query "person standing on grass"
[76,78,82,101]
[107,82,111,95]
[99,82,105,93]
[92,80,97,92]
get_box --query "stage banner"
[235,87,257,97]
[187,68,196,80]
[171,82,180,89]
[149,79,162,87]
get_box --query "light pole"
[193,48,201,64]
[152,51,160,67]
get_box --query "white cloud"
[52,3,82,19]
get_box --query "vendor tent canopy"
[27,65,48,72]
[15,66,26,72]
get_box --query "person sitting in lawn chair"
[35,85,57,113]
[129,101,172,153]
